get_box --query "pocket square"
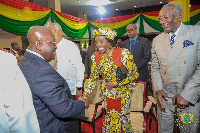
[183,40,194,48]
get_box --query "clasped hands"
[156,90,190,111]
[79,92,89,109]
[105,81,119,90]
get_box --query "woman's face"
[94,36,110,54]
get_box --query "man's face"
[158,7,182,34]
[40,34,57,62]
[117,39,122,47]
[126,25,137,39]
[48,25,62,44]
[14,44,20,51]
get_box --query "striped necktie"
[170,34,176,48]
[130,39,135,51]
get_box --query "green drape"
[0,13,50,35]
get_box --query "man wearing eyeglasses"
[19,26,88,133]
[46,22,85,100]
[121,23,151,96]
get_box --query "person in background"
[116,38,123,48]
[18,49,26,58]
[46,22,85,99]
[76,42,86,64]
[11,42,20,56]
[84,37,98,80]
[19,26,88,133]
[82,27,139,132]
[0,50,40,133]
[151,2,200,133]
[121,23,151,96]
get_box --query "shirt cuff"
[76,81,83,88]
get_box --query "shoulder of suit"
[137,36,149,41]
[154,32,166,40]
[122,39,130,44]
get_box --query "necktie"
[130,40,135,51]
[170,34,176,48]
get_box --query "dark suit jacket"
[80,50,86,64]
[121,36,151,82]
[19,51,85,133]
[84,44,96,76]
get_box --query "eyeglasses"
[39,40,56,46]
[126,28,137,32]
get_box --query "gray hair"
[162,2,183,16]
[45,21,62,31]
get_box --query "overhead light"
[89,0,111,6]
[97,6,106,14]
[134,6,136,8]
[101,18,103,19]
[160,2,162,3]
[116,9,118,11]
[78,1,80,2]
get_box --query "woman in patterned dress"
[82,27,139,133]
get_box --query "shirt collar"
[130,35,138,42]
[26,49,44,60]
[12,49,18,54]
[169,23,182,38]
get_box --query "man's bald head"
[27,26,54,47]
[27,26,56,62]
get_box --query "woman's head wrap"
[93,27,117,40]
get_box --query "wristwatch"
[77,87,83,91]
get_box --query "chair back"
[130,81,146,112]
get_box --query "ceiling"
[32,0,168,19]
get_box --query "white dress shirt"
[56,38,85,95]
[0,50,40,133]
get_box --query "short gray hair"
[162,2,183,16]
[45,21,62,31]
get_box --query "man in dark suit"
[19,26,88,133]
[11,42,20,56]
[121,24,151,95]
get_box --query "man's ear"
[178,12,184,22]
[35,41,43,51]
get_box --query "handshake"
[79,92,89,108]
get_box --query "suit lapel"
[125,39,130,50]
[157,33,172,66]
[167,25,187,67]
[132,37,140,54]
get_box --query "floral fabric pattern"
[85,48,138,133]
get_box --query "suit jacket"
[80,50,86,64]
[151,24,200,111]
[121,36,151,82]
[85,44,96,76]
[19,51,85,133]
[11,49,20,57]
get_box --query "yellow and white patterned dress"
[85,48,139,133]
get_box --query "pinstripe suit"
[19,51,85,133]
[151,24,200,133]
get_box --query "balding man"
[19,26,88,133]
[121,24,151,95]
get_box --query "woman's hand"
[106,81,119,90]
